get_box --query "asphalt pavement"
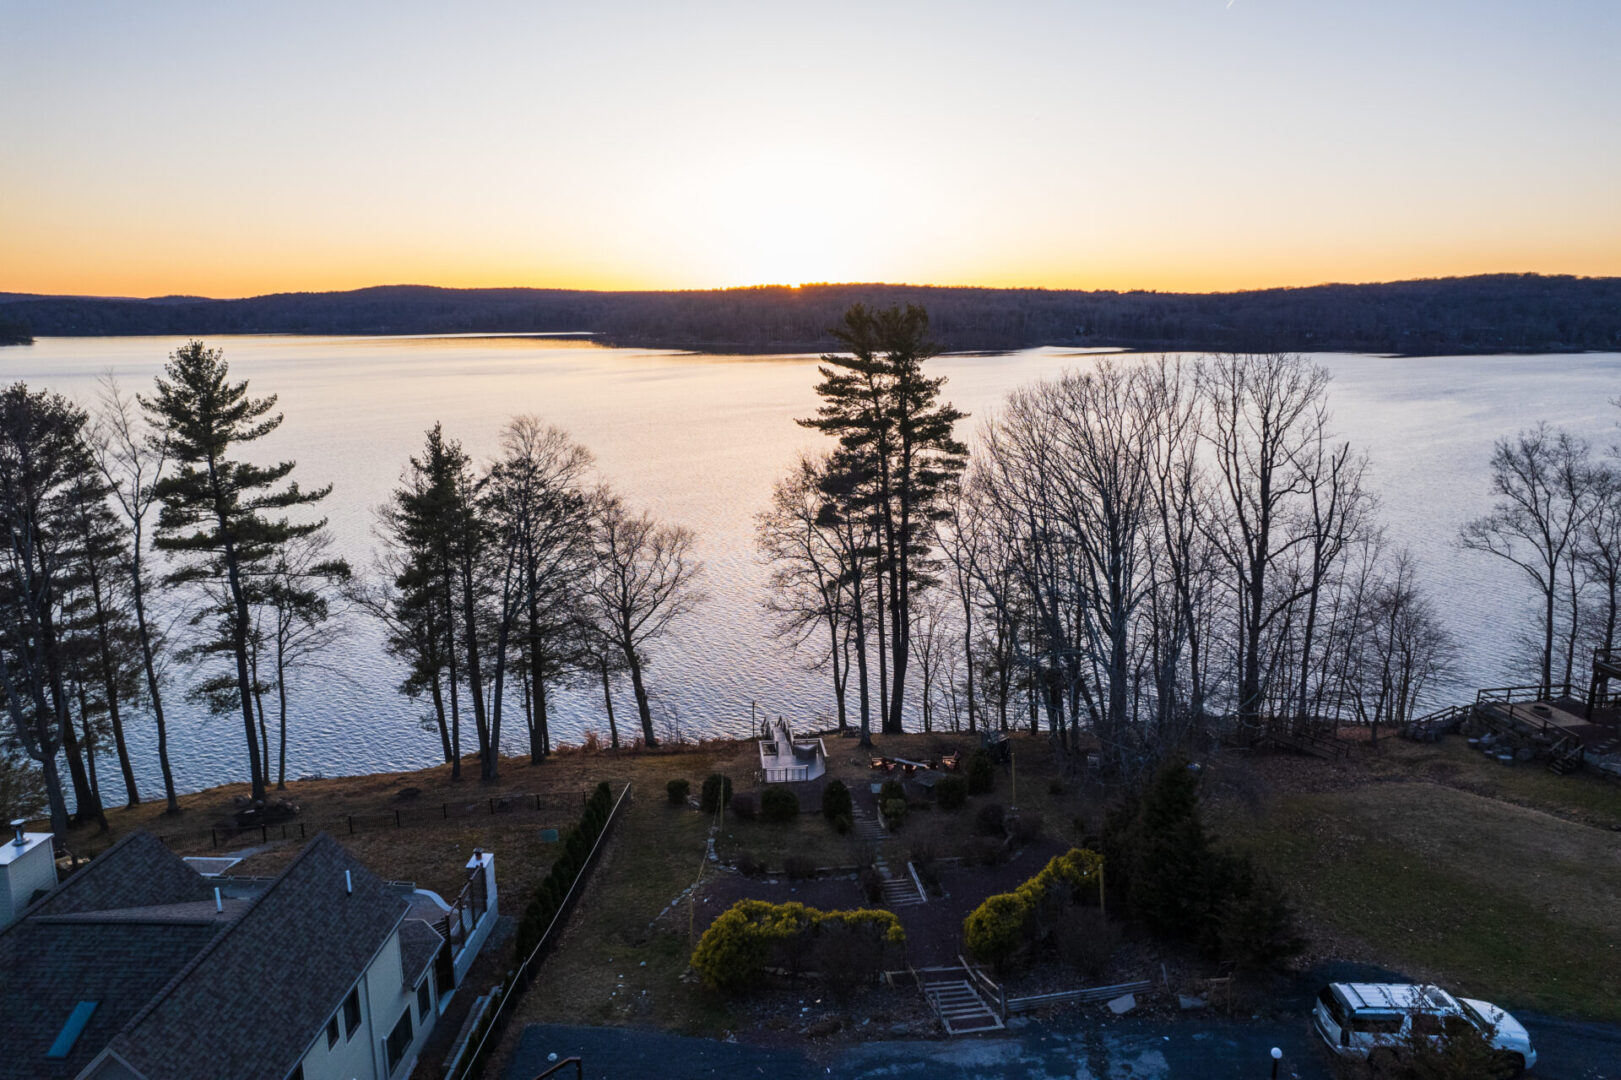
[506,1011,1619,1080]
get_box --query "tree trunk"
[276,645,289,790]
[86,560,139,806]
[129,556,178,813]
[826,610,847,732]
[625,645,657,747]
[875,575,892,733]
[442,570,462,781]
[600,654,620,750]
[459,547,491,776]
[429,669,452,764]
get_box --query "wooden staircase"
[1401,703,1472,742]
[915,967,1005,1035]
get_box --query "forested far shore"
[2,272,1619,354]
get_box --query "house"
[0,827,499,1080]
[757,718,826,783]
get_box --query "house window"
[326,1016,340,1049]
[343,988,362,1039]
[417,976,432,1023]
[384,1009,414,1074]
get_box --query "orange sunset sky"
[2,1,1617,299]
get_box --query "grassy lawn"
[1216,774,1621,1022]
[503,793,735,1037]
[1365,735,1621,829]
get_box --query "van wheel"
[1491,1051,1526,1078]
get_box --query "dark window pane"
[385,1009,414,1072]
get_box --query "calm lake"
[5,335,1620,802]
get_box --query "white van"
[1312,982,1536,1073]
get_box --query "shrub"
[514,781,617,962]
[1011,812,1044,844]
[735,851,763,876]
[783,854,816,880]
[881,797,907,830]
[690,899,904,992]
[858,865,884,904]
[1216,857,1305,973]
[761,785,800,824]
[966,750,995,795]
[963,892,1029,970]
[821,779,853,822]
[832,812,852,835]
[1103,758,1297,961]
[666,778,690,805]
[960,848,1107,974]
[729,791,758,820]
[965,835,1006,866]
[975,802,1006,836]
[934,775,968,810]
[879,778,905,805]
[1054,907,1120,980]
[700,773,733,813]
[815,918,887,998]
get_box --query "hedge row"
[963,847,1104,968]
[690,899,905,992]
[513,781,616,962]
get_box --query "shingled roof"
[0,830,425,1080]
[0,833,222,1080]
[18,831,212,920]
[99,832,408,1080]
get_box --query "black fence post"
[442,803,448,819]
[300,823,306,839]
[488,798,495,815]
[210,827,217,849]
[348,815,354,835]
[395,809,402,828]
[261,825,268,842]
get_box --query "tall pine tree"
[143,342,333,803]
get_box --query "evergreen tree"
[800,304,966,733]
[0,384,104,834]
[143,341,334,802]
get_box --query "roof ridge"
[0,828,152,940]
[106,831,351,1041]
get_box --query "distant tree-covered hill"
[1,274,1617,354]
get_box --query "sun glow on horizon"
[1,1,1617,298]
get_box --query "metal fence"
[450,781,635,1080]
[146,787,596,851]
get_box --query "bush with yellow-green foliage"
[691,899,905,992]
[963,848,1104,969]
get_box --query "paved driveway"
[507,1012,1619,1080]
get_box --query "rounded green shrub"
[882,797,907,830]
[832,812,852,835]
[700,773,733,813]
[966,750,995,795]
[963,891,1029,969]
[934,775,968,810]
[666,778,690,805]
[879,778,905,805]
[821,779,853,822]
[761,785,800,823]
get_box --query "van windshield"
[1318,988,1347,1024]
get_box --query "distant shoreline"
[2,273,1617,356]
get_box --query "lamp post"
[1270,1047,1282,1079]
